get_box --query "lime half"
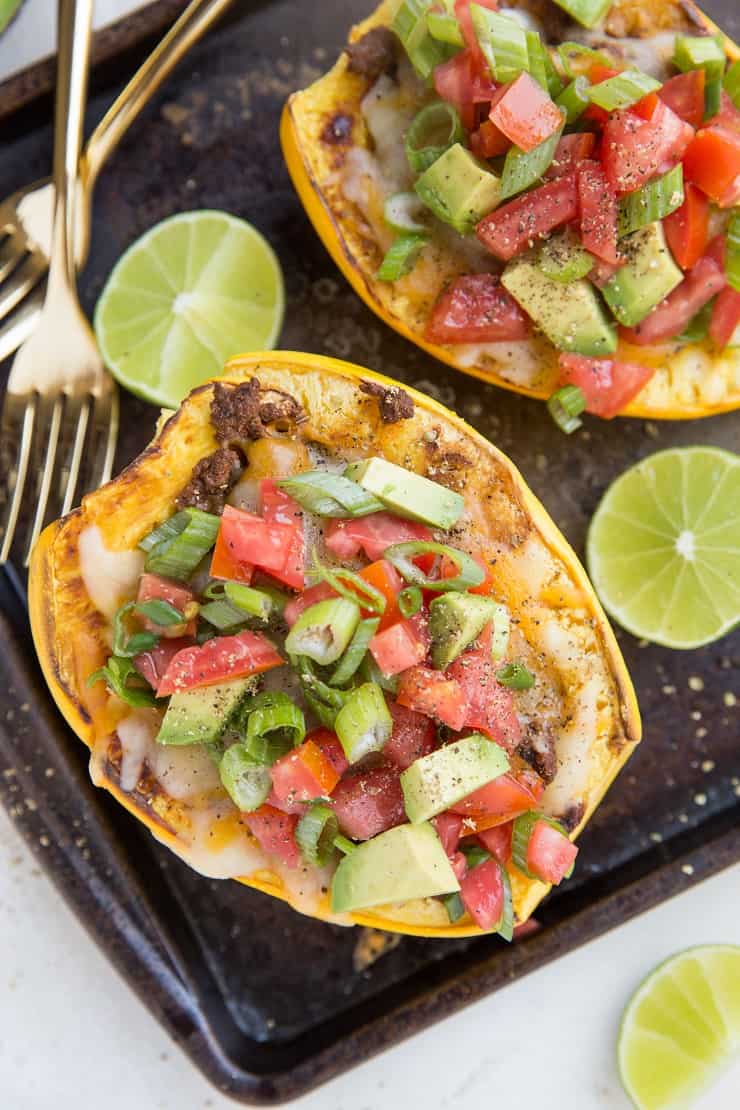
[94,210,284,408]
[587,447,740,649]
[618,944,740,1109]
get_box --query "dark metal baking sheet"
[0,0,738,1102]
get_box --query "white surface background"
[1,3,739,1109]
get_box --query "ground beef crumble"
[345,27,398,81]
[210,380,305,444]
[359,379,414,423]
[176,448,243,514]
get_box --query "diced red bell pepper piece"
[543,132,596,180]
[658,69,705,129]
[157,630,284,696]
[663,183,710,271]
[330,766,406,840]
[476,173,579,261]
[270,738,342,806]
[136,572,197,637]
[526,820,578,885]
[488,72,564,152]
[709,287,740,349]
[476,822,513,864]
[577,161,619,264]
[397,665,468,731]
[682,125,740,207]
[324,513,433,562]
[243,805,301,868]
[460,858,505,930]
[433,811,464,857]
[425,274,530,344]
[558,353,655,418]
[369,611,429,676]
[619,255,727,346]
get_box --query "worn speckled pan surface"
[0,0,738,1102]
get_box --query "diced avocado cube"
[331,822,460,913]
[156,677,257,746]
[429,592,503,669]
[502,256,617,356]
[602,222,683,327]
[400,734,510,823]
[415,143,501,234]
[345,457,464,529]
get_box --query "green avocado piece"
[330,822,459,913]
[156,677,257,747]
[414,143,501,233]
[501,256,617,356]
[400,733,511,823]
[429,592,504,669]
[345,457,464,529]
[602,222,683,326]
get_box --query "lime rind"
[94,210,285,409]
[587,447,740,649]
[618,944,740,1110]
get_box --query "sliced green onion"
[296,803,339,866]
[588,68,661,111]
[224,581,275,620]
[377,234,428,282]
[673,34,726,81]
[726,211,740,293]
[496,863,514,941]
[547,385,586,434]
[537,227,593,282]
[285,597,361,666]
[426,9,463,46]
[112,602,158,658]
[618,164,684,237]
[443,891,466,923]
[139,510,190,553]
[199,599,247,631]
[330,617,380,687]
[200,581,275,629]
[489,604,510,661]
[219,744,271,812]
[144,507,221,580]
[134,599,186,627]
[526,29,550,91]
[405,101,465,174]
[335,682,392,763]
[555,76,591,123]
[293,655,353,728]
[550,0,613,30]
[243,691,306,764]
[87,655,158,707]
[557,41,609,78]
[334,834,356,856]
[724,59,740,109]
[384,542,485,592]
[500,119,564,201]
[678,298,715,344]
[398,585,423,618]
[496,661,535,689]
[461,842,491,869]
[359,652,400,695]
[512,811,570,879]
[704,75,723,120]
[312,554,387,615]
[277,470,384,518]
[542,42,565,99]
[384,191,428,234]
[393,0,451,78]
[470,7,528,83]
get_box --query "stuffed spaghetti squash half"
[30,353,640,937]
[281,0,740,421]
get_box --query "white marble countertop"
[1,4,739,1108]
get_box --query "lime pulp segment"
[618,944,740,1110]
[94,210,285,409]
[587,447,740,649]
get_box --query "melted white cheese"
[78,525,144,619]
[160,804,266,880]
[149,743,222,801]
[542,675,601,814]
[117,712,158,792]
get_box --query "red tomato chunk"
[476,173,579,261]
[488,72,564,152]
[433,811,464,857]
[558,354,654,418]
[324,513,432,561]
[369,612,430,676]
[460,858,504,931]
[452,771,538,828]
[330,766,406,840]
[270,738,341,805]
[156,630,283,696]
[526,820,578,885]
[136,573,197,637]
[709,287,740,349]
[663,183,710,271]
[396,665,468,731]
[577,161,618,265]
[476,822,513,864]
[243,805,301,868]
[425,274,530,344]
[384,701,437,770]
[601,102,694,195]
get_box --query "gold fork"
[0,0,235,365]
[0,0,115,566]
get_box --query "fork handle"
[82,0,234,189]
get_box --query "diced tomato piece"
[324,513,433,562]
[526,820,578,885]
[714,90,740,133]
[434,48,497,131]
[330,766,406,840]
[219,505,303,589]
[385,700,437,770]
[476,173,579,261]
[136,573,197,637]
[284,581,336,627]
[663,183,710,271]
[424,274,530,344]
[305,728,350,778]
[488,72,564,152]
[451,851,468,881]
[683,125,740,207]
[157,630,283,695]
[543,132,596,180]
[601,102,694,194]
[270,738,341,806]
[133,637,193,690]
[704,234,726,270]
[467,553,497,596]
[210,526,254,585]
[470,118,510,158]
[476,822,513,864]
[265,789,308,816]
[558,353,655,418]
[620,255,727,345]
[577,161,618,264]
[369,612,429,676]
[455,0,498,71]
[460,858,504,930]
[658,69,705,129]
[452,771,539,824]
[359,559,403,631]
[588,62,623,84]
[433,811,464,857]
[259,480,305,588]
[709,287,740,349]
[448,634,521,750]
[397,665,468,731]
[633,91,659,121]
[243,805,300,868]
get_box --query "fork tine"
[0,284,44,364]
[23,396,64,565]
[0,252,46,323]
[0,395,37,564]
[60,394,91,517]
[88,383,119,491]
[0,232,27,285]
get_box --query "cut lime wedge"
[618,944,740,1109]
[587,447,740,649]
[94,210,284,408]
